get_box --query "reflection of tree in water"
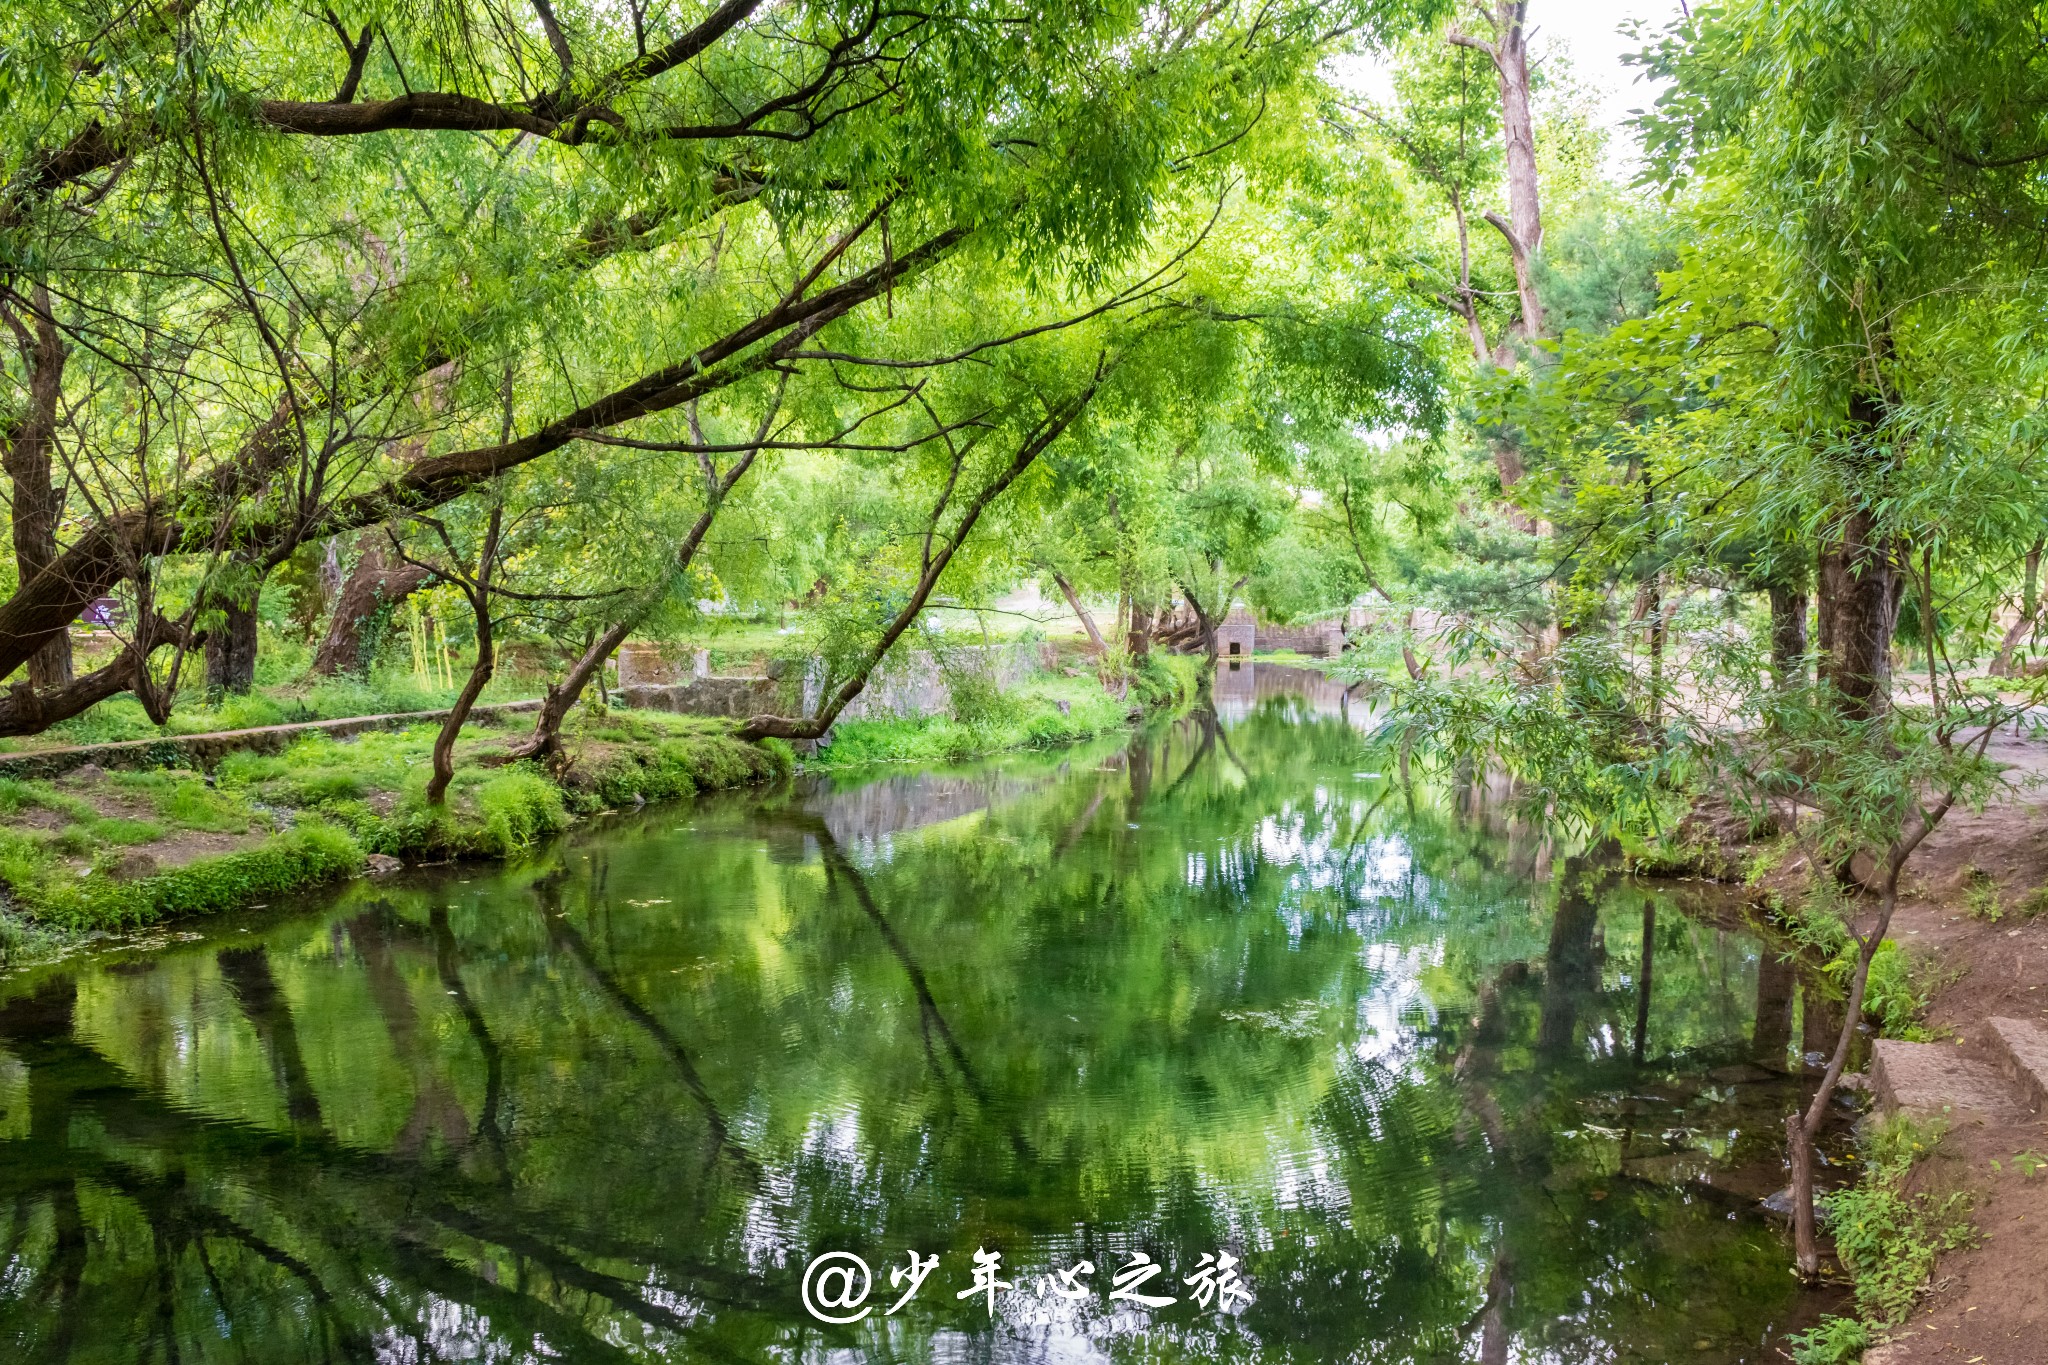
[216,944,325,1136]
[0,701,1832,1362]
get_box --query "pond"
[0,667,1844,1363]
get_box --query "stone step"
[1870,1038,2028,1122]
[1986,1017,2048,1117]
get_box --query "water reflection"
[0,697,1838,1363]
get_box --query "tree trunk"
[508,618,629,764]
[1816,504,1896,720]
[1180,583,1220,671]
[1490,2,1543,343]
[204,590,261,695]
[1127,599,1154,658]
[2,287,74,691]
[1789,906,1886,1277]
[426,505,503,808]
[1644,571,1666,733]
[427,626,493,806]
[1451,2,1543,348]
[314,537,434,676]
[1051,569,1106,654]
[1788,790,1954,1277]
[505,380,784,763]
[1990,538,2044,676]
[1815,378,1897,719]
[1768,585,1809,688]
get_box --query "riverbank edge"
[1633,807,2032,1364]
[0,659,1200,968]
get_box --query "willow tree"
[0,0,1429,731]
[1413,0,2048,1289]
[1634,0,2048,723]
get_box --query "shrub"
[465,768,569,856]
[1785,1316,1867,1365]
[10,823,366,931]
[1825,1113,1974,1326]
[1961,868,2004,922]
[944,667,1009,728]
[1856,940,1934,1042]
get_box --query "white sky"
[1536,0,1688,139]
[1333,0,1690,170]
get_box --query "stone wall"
[616,642,711,687]
[617,676,781,718]
[1257,619,1345,657]
[818,641,1050,721]
[615,640,1053,728]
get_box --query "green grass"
[1824,1113,1975,1328]
[813,679,1132,768]
[565,711,788,808]
[0,822,368,932]
[1785,1316,1868,1365]
[0,663,541,751]
[0,648,1187,953]
[806,655,1194,770]
[74,817,166,847]
[106,770,255,831]
[0,776,98,822]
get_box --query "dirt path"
[1860,728,2048,1363]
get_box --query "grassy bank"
[0,709,784,961]
[807,654,1195,768]
[0,657,1190,962]
[1787,1113,1978,1364]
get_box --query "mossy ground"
[0,658,1182,956]
[0,708,781,950]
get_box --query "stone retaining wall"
[614,640,1052,726]
[0,700,543,779]
[618,677,781,718]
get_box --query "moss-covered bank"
[0,709,784,959]
[0,657,1195,962]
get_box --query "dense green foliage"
[12,0,2048,1350]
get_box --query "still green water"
[0,672,1835,1363]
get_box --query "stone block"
[1987,1016,2048,1115]
[1871,1038,2025,1121]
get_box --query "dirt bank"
[1851,727,2048,1364]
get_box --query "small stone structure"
[1168,606,1345,659]
[1216,608,1256,661]
[1871,1017,2048,1121]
